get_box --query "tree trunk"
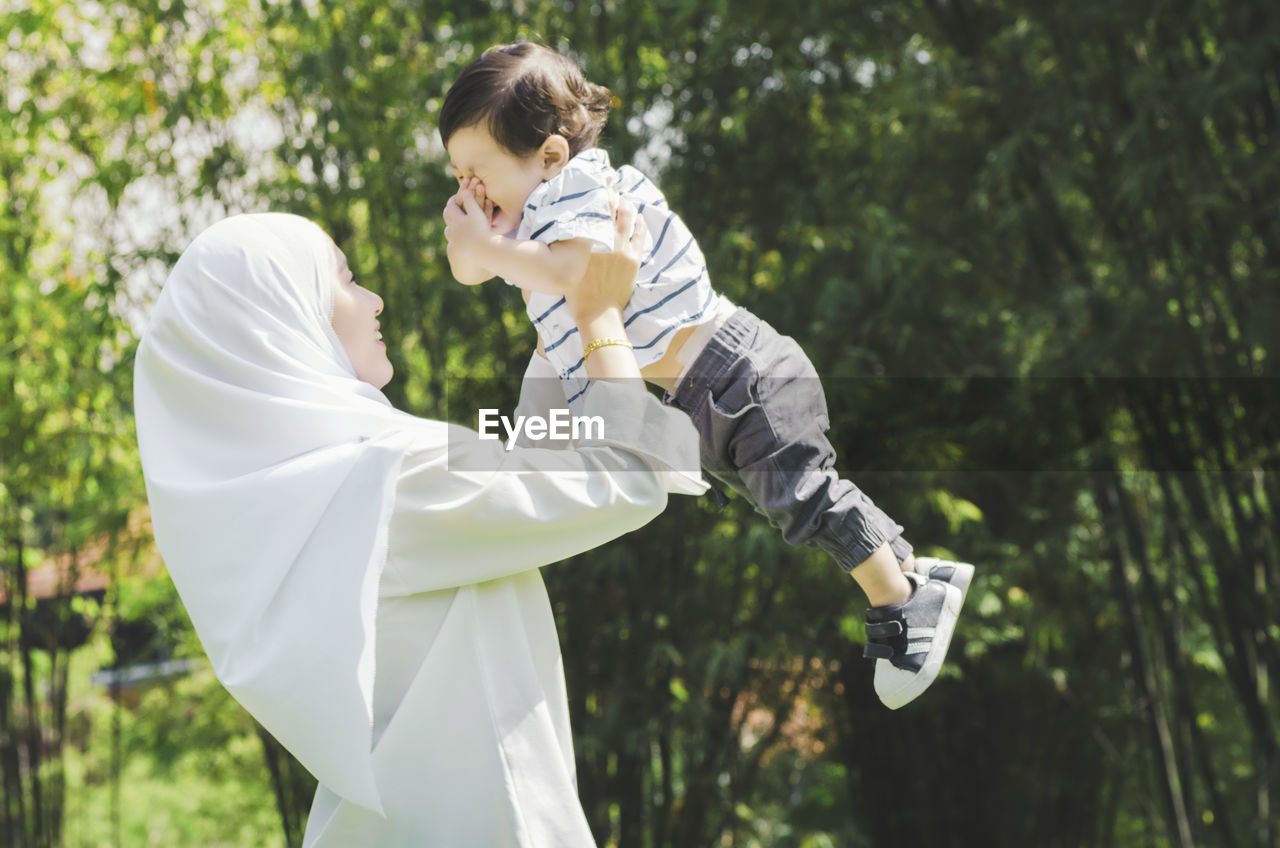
[1099,478,1196,848]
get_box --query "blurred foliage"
[2,0,1278,846]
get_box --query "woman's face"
[330,244,393,388]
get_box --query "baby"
[439,42,974,708]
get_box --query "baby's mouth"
[490,204,502,227]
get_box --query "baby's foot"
[913,556,975,604]
[863,570,965,709]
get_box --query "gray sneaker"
[863,571,964,709]
[913,556,975,603]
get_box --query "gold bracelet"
[582,337,634,359]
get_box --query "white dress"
[301,354,702,847]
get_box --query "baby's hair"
[439,42,612,158]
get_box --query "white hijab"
[134,213,431,814]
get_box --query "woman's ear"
[539,135,572,178]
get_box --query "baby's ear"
[539,135,571,178]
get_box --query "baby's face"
[446,125,547,236]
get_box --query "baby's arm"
[446,243,494,286]
[470,235,593,296]
[443,183,592,293]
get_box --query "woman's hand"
[566,199,647,382]
[564,199,647,326]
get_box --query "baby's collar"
[572,147,611,167]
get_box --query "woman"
[133,201,704,846]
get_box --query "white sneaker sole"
[875,580,964,710]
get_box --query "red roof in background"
[0,560,111,605]
[0,510,160,605]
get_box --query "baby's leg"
[676,316,908,578]
[666,309,971,708]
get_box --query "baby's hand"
[443,182,494,249]
[442,182,497,285]
[463,177,489,209]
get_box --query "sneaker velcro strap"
[863,642,895,660]
[866,620,904,640]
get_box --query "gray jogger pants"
[663,309,912,571]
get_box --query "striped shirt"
[511,148,726,408]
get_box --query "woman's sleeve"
[380,379,706,597]
[510,350,570,448]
